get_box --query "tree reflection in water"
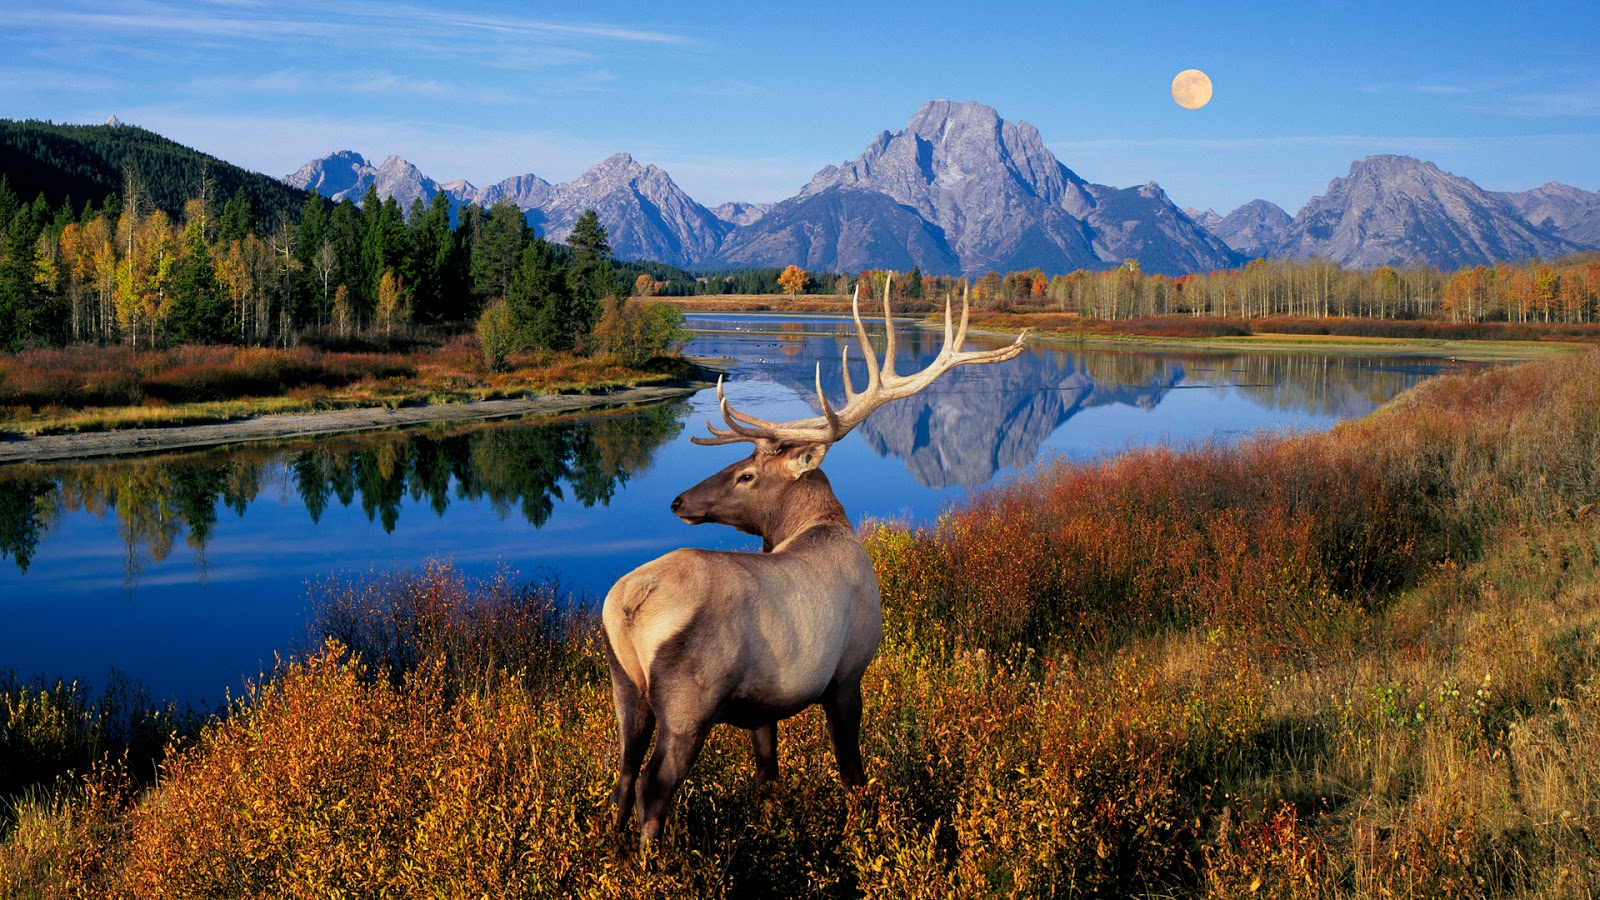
[0,404,685,580]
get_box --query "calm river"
[0,315,1470,706]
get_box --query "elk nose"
[670,494,685,513]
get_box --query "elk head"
[670,279,1027,545]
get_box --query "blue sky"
[4,0,1597,215]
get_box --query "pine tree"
[217,187,256,245]
[167,219,231,342]
[563,208,615,350]
[407,191,458,323]
[360,190,408,312]
[469,199,528,304]
[506,237,569,350]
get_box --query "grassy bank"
[3,350,1598,897]
[0,335,691,436]
[672,296,1599,360]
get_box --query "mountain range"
[285,100,1600,276]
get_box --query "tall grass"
[0,671,200,835]
[303,562,603,698]
[0,345,415,412]
[0,338,692,434]
[3,350,1599,897]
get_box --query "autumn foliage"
[5,350,1600,896]
[778,264,811,297]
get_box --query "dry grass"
[0,337,687,436]
[4,350,1599,897]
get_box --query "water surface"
[0,315,1468,705]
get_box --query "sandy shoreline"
[0,381,710,466]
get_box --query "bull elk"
[601,279,1026,842]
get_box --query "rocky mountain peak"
[1502,181,1600,246]
[711,201,773,227]
[907,98,999,134]
[281,100,1600,278]
[1275,154,1577,268]
[778,99,1120,274]
[284,150,376,201]
[1194,199,1293,258]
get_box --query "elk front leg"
[821,678,867,787]
[748,722,780,786]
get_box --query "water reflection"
[0,405,685,578]
[694,316,1457,488]
[1,315,1472,705]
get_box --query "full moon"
[1171,69,1213,109]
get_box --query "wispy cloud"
[1356,68,1600,118]
[10,2,689,51]
[348,72,454,99]
[676,80,763,99]
[1487,83,1600,118]
[0,66,122,96]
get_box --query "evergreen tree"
[0,186,54,350]
[327,199,365,317]
[0,175,19,233]
[167,219,232,343]
[563,208,616,349]
[293,194,330,327]
[407,191,458,323]
[506,236,568,349]
[469,199,528,304]
[360,190,408,317]
[217,187,256,244]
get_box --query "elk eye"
[737,472,755,484]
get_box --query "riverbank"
[0,379,711,465]
[1022,329,1583,362]
[6,348,1596,897]
[668,296,1599,362]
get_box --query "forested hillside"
[0,120,312,225]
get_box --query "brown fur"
[601,443,882,842]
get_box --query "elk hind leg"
[606,648,655,832]
[636,717,714,843]
[821,678,867,788]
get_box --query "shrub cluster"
[0,670,199,828]
[870,348,1600,662]
[3,350,1599,896]
[0,344,416,412]
[305,562,602,698]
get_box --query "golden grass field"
[3,345,1599,897]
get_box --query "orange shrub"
[869,349,1600,660]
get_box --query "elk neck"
[761,469,851,553]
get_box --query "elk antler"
[693,276,1028,452]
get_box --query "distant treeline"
[4,169,1599,354]
[846,256,1600,325]
[0,172,624,353]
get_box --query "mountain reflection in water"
[695,316,1457,488]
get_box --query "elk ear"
[782,442,828,479]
